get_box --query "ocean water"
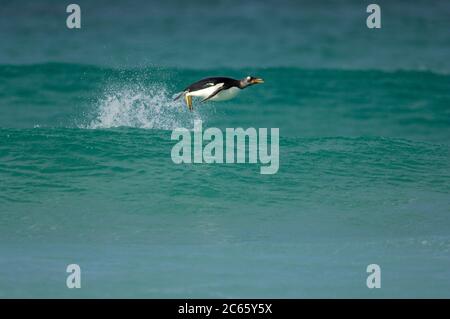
[0,0,450,298]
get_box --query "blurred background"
[1,0,450,70]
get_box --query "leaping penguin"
[174,76,264,111]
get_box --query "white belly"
[211,87,240,101]
[187,85,240,102]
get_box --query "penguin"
[174,76,264,110]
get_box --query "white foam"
[85,84,204,130]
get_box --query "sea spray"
[86,83,205,130]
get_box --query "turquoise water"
[1,0,450,298]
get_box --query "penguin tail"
[173,91,185,101]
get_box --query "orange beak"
[251,78,264,84]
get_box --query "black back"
[184,77,240,92]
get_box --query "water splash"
[85,83,204,130]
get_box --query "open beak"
[252,78,264,84]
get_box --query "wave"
[0,129,448,204]
[1,63,449,146]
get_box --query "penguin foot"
[184,95,193,111]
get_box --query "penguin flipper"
[201,84,224,103]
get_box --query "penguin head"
[240,76,264,88]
